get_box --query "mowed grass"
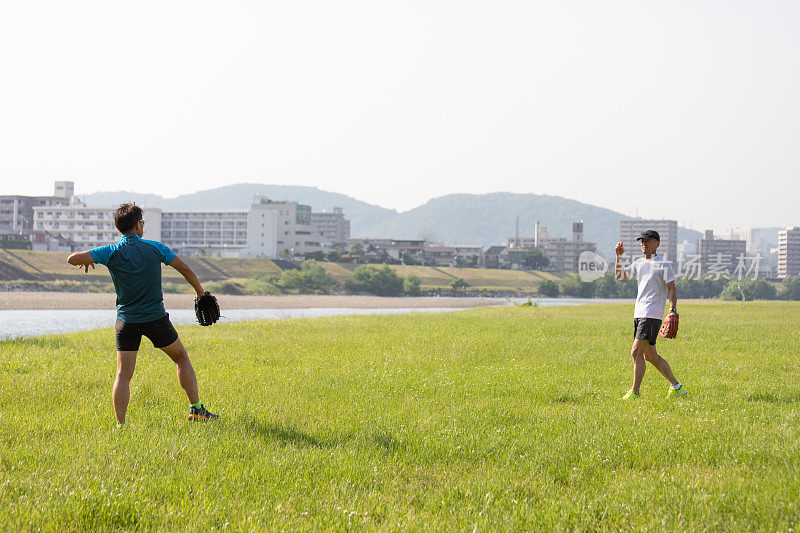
[1,302,800,530]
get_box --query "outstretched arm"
[67,251,96,273]
[169,257,205,298]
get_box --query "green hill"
[79,184,701,251]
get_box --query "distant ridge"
[80,184,702,253]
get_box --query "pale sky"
[1,1,798,231]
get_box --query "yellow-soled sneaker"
[621,389,640,401]
[668,384,688,398]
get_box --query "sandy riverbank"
[0,291,501,311]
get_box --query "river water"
[0,298,627,341]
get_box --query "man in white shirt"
[614,230,688,400]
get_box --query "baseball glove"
[659,309,679,339]
[195,291,220,326]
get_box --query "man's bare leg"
[114,350,138,424]
[644,345,679,386]
[159,337,200,404]
[630,339,649,395]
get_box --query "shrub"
[537,279,559,297]
[404,274,421,296]
[778,277,800,300]
[719,278,777,301]
[279,260,336,294]
[450,278,469,291]
[345,265,404,296]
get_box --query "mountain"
[80,184,397,232]
[359,193,702,254]
[80,184,701,253]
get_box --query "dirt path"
[0,292,501,310]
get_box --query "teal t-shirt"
[90,234,177,323]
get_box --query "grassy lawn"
[2,302,799,529]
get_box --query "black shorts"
[633,318,662,346]
[115,313,179,351]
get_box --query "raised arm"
[169,256,205,298]
[67,251,95,273]
[614,241,628,281]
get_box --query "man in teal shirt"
[68,203,218,428]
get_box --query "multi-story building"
[619,219,678,263]
[160,209,251,257]
[540,222,596,273]
[719,227,772,259]
[253,197,323,257]
[160,197,324,258]
[32,204,163,250]
[0,181,73,233]
[504,222,595,272]
[310,207,350,246]
[778,227,800,278]
[698,230,747,276]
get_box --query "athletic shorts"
[633,318,662,346]
[115,313,179,351]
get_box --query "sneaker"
[188,404,219,421]
[621,389,640,400]
[668,384,688,398]
[115,422,126,430]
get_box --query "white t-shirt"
[625,255,677,319]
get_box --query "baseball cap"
[636,230,660,241]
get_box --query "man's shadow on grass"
[242,416,409,455]
[746,392,800,405]
[243,417,335,449]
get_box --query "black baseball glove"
[194,291,221,326]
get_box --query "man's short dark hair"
[114,203,143,234]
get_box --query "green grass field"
[2,302,799,530]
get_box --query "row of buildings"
[2,181,799,278]
[0,181,350,258]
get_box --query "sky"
[1,1,798,231]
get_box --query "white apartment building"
[32,205,162,250]
[160,210,251,257]
[159,198,324,258]
[778,227,800,278]
[310,207,350,245]
[620,219,678,263]
[253,197,324,257]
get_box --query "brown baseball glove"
[659,309,679,339]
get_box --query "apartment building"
[538,222,596,273]
[0,181,73,232]
[310,207,350,246]
[159,197,324,258]
[160,210,251,257]
[32,205,163,249]
[698,230,747,276]
[619,219,678,263]
[778,226,800,278]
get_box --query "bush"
[279,260,336,294]
[675,277,728,299]
[537,279,559,297]
[450,278,469,291]
[404,274,421,296]
[778,277,800,300]
[345,265,404,296]
[720,278,777,301]
[559,275,593,298]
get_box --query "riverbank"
[0,291,499,310]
